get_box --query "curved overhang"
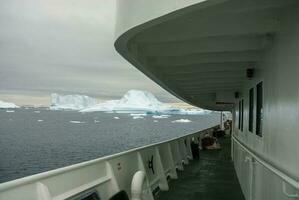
[114,0,297,111]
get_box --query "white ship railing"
[232,136,299,199]
[0,126,218,200]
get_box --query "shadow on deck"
[157,137,245,200]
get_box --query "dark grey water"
[0,108,220,183]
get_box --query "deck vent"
[246,68,254,79]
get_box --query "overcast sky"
[0,0,181,106]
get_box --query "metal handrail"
[0,125,216,192]
[232,136,299,197]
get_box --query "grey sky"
[0,0,181,106]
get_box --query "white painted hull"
[0,127,216,200]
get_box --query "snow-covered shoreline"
[0,100,19,109]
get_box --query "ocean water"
[0,108,220,183]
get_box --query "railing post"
[36,182,51,200]
[137,152,154,200]
[179,139,189,165]
[154,147,169,191]
[174,141,184,171]
[166,143,178,179]
[105,161,120,196]
[185,137,193,160]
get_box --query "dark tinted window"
[241,99,244,131]
[249,88,254,132]
[238,99,244,131]
[256,82,263,136]
[238,101,242,130]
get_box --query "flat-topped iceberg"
[80,90,208,115]
[48,90,209,114]
[50,93,98,110]
[0,100,19,109]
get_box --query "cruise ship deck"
[158,137,245,200]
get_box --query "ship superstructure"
[1,1,299,199]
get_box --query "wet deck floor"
[158,136,245,200]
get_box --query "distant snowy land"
[50,90,209,115]
[0,100,19,109]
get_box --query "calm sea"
[0,108,220,183]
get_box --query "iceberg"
[81,90,172,113]
[80,90,207,115]
[0,100,19,109]
[50,93,98,110]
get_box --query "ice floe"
[69,121,85,124]
[131,113,146,119]
[171,119,192,123]
[152,115,170,119]
[114,117,120,119]
[37,119,44,122]
[130,113,147,116]
[6,110,15,113]
[132,116,144,119]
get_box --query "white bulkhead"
[114,0,299,199]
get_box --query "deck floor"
[157,137,245,200]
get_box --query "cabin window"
[256,82,263,136]
[241,99,244,131]
[238,99,244,131]
[238,101,241,130]
[248,88,254,132]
